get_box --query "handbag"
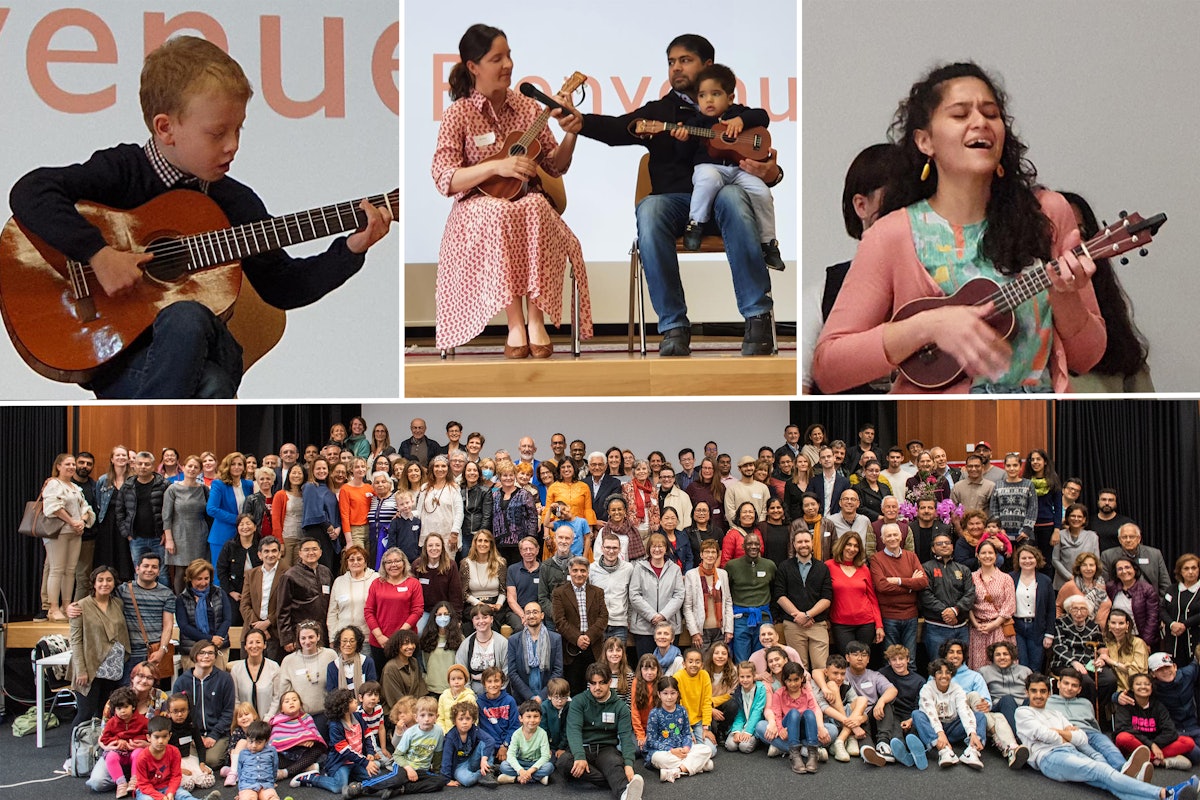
[18,494,66,539]
[129,582,175,680]
[1001,620,1016,638]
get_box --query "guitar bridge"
[75,296,98,323]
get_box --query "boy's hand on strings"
[90,246,153,295]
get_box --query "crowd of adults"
[32,416,1200,799]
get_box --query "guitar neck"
[182,189,398,270]
[985,246,1082,313]
[512,108,554,152]
[663,121,718,139]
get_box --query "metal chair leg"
[571,263,581,358]
[637,250,648,357]
[628,241,639,353]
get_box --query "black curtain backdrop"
[1054,400,1199,568]
[787,400,899,455]
[1,407,68,618]
[236,404,362,462]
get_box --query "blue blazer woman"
[206,477,254,576]
[1009,569,1055,672]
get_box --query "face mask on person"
[482,469,495,481]
[436,614,452,628]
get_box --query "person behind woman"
[721,502,765,567]
[602,636,635,705]
[416,454,463,551]
[326,625,379,693]
[176,559,233,671]
[228,628,278,721]
[164,455,211,593]
[460,461,493,559]
[216,514,261,626]
[398,461,425,497]
[1051,503,1099,590]
[969,539,1015,669]
[380,628,427,713]
[1022,449,1062,570]
[783,454,814,523]
[683,501,717,563]
[241,466,276,543]
[623,460,660,545]
[200,452,219,487]
[1009,544,1055,672]
[850,459,891,523]
[206,452,254,576]
[826,531,883,656]
[1108,556,1161,651]
[369,423,396,463]
[1163,553,1200,667]
[300,457,341,575]
[606,447,628,484]
[759,498,790,564]
[339,458,373,553]
[904,451,950,506]
[813,61,1104,393]
[432,23,590,356]
[461,530,520,632]
[42,453,95,618]
[365,547,424,651]
[1056,551,1112,628]
[1097,609,1148,695]
[769,454,794,503]
[976,641,1030,739]
[456,605,510,694]
[1058,190,1154,392]
[413,533,464,634]
[326,544,379,659]
[657,506,693,573]
[366,470,398,571]
[801,425,827,473]
[344,416,371,460]
[492,461,539,565]
[70,566,131,735]
[990,453,1037,550]
[93,445,133,583]
[271,463,306,570]
[685,458,727,535]
[629,533,686,657]
[597,495,645,562]
[1113,673,1197,770]
[421,601,464,698]
[158,448,182,482]
[543,458,596,544]
[683,539,734,650]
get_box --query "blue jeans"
[499,758,556,781]
[128,538,169,587]
[732,615,761,663]
[1083,727,1128,770]
[1012,617,1046,672]
[604,626,628,643]
[454,742,487,786]
[91,301,242,399]
[689,164,775,241]
[310,763,368,793]
[634,190,772,332]
[1036,745,1162,800]
[754,709,818,749]
[911,709,987,749]
[882,617,918,668]
[923,623,968,664]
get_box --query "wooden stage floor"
[405,337,797,397]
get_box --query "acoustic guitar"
[475,71,588,201]
[892,210,1167,389]
[0,188,399,383]
[630,118,772,162]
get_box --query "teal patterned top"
[907,200,1052,392]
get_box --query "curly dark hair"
[420,602,464,654]
[881,61,1052,276]
[383,628,420,662]
[324,687,358,720]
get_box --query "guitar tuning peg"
[1101,220,1108,227]
[1120,257,1130,265]
[1139,248,1148,257]
[1119,210,1128,218]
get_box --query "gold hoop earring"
[995,163,1005,178]
[920,159,931,182]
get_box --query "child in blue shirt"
[441,701,498,787]
[295,689,378,793]
[236,720,279,799]
[539,678,572,760]
[645,675,715,782]
[476,667,520,760]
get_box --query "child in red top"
[134,716,221,800]
[100,687,150,798]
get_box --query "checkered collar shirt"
[144,139,210,193]
[573,580,588,630]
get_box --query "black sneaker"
[34,609,49,621]
[761,240,786,270]
[682,220,703,251]
[344,781,365,799]
[659,327,691,357]
[741,313,773,356]
[479,773,500,788]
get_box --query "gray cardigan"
[627,559,685,636]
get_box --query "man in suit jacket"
[552,557,609,693]
[809,446,851,519]
[506,600,564,704]
[1100,522,1171,597]
[397,417,443,466]
[239,536,284,661]
[585,452,622,524]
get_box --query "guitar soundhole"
[917,345,939,364]
[508,144,527,157]
[142,236,190,283]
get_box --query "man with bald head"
[870,523,928,668]
[1100,523,1170,597]
[824,488,871,541]
[274,442,299,491]
[399,417,442,466]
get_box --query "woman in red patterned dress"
[432,23,592,357]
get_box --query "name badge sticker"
[757,571,766,578]
[419,578,430,585]
[321,585,331,594]
[602,712,615,724]
[474,131,497,147]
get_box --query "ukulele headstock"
[559,71,588,97]
[1085,211,1167,261]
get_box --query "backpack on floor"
[70,717,103,777]
[10,706,58,737]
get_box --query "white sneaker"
[703,759,714,773]
[938,747,959,768]
[1164,756,1193,770]
[861,745,886,767]
[290,765,319,787]
[832,740,851,762]
[817,747,829,763]
[622,773,644,800]
[876,741,896,763]
[540,776,550,785]
[659,768,680,783]
[767,744,783,758]
[846,737,860,757]
[960,746,984,770]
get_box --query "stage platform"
[405,338,797,397]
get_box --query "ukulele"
[892,210,1167,389]
[0,188,399,383]
[475,72,588,201]
[630,118,772,162]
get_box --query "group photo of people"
[4,400,1198,800]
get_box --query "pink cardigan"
[812,190,1105,393]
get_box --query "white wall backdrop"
[363,401,792,466]
[801,0,1198,390]
[0,1,399,400]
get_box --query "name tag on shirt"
[179,736,192,745]
[337,595,350,603]
[602,712,615,724]
[474,132,496,147]
[757,571,766,578]
[419,578,430,585]
[295,669,308,676]
[397,585,409,592]
[1138,558,1149,565]
[533,578,539,584]
[322,585,331,594]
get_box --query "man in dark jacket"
[585,452,622,524]
[920,533,976,667]
[773,527,833,670]
[552,558,608,693]
[116,450,169,585]
[273,538,333,650]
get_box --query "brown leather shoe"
[530,342,554,359]
[504,344,531,359]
